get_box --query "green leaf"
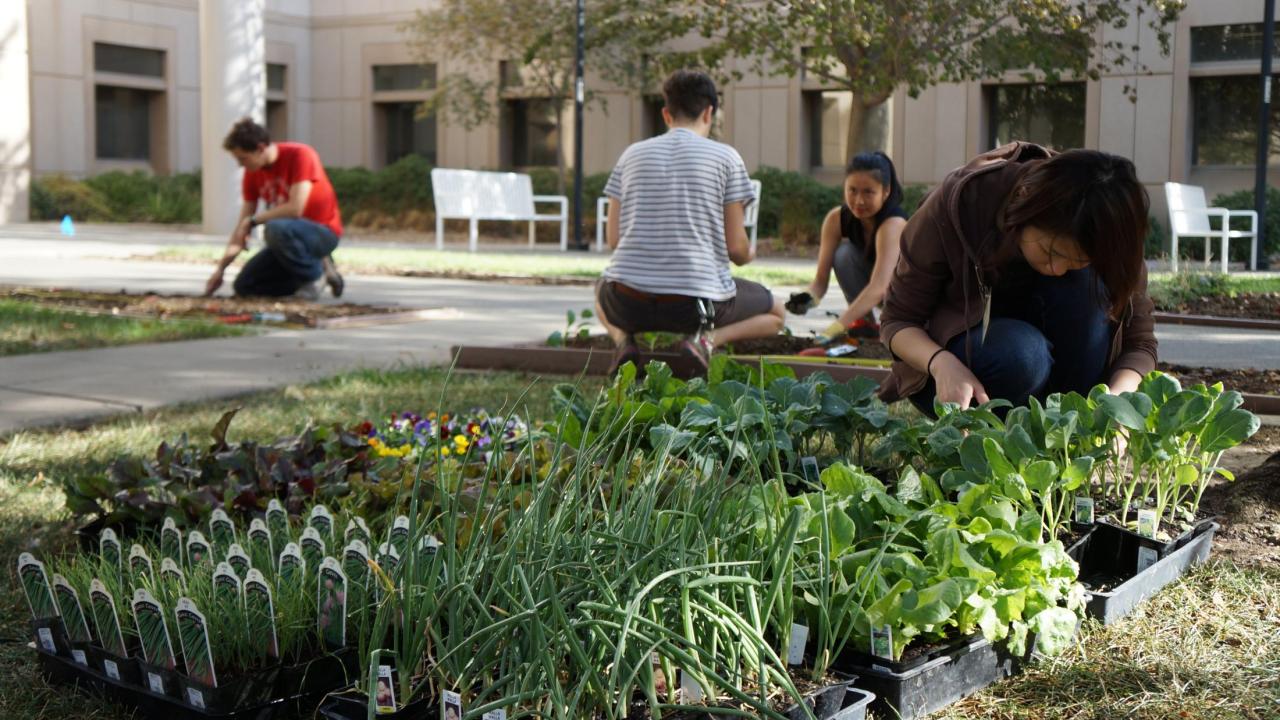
[1029,606,1078,656]
[982,437,1016,481]
[1022,459,1058,493]
[1094,393,1146,431]
[1155,391,1213,436]
[901,579,964,627]
[822,463,885,496]
[1199,408,1260,452]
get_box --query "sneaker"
[322,256,344,298]
[608,336,641,376]
[679,333,714,374]
[291,280,321,302]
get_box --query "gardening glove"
[818,320,848,345]
[785,291,816,315]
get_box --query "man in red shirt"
[204,118,345,299]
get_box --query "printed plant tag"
[279,543,305,585]
[345,516,371,547]
[244,569,279,659]
[34,625,55,652]
[100,528,123,574]
[1074,496,1095,525]
[680,670,704,703]
[801,456,821,486]
[1136,509,1158,538]
[213,562,242,608]
[871,625,893,660]
[266,499,288,544]
[482,710,506,720]
[186,530,213,567]
[103,657,120,680]
[147,671,166,695]
[308,504,335,544]
[300,527,326,571]
[317,557,347,649]
[52,574,92,643]
[1136,546,1159,573]
[225,543,252,579]
[209,508,237,550]
[160,558,185,586]
[132,588,177,670]
[17,553,58,621]
[161,518,182,563]
[378,542,401,575]
[247,518,274,571]
[89,578,127,657]
[389,515,410,555]
[186,686,206,709]
[71,648,87,666]
[129,544,155,582]
[343,540,371,616]
[374,663,397,714]
[441,691,463,720]
[176,597,217,688]
[787,623,809,666]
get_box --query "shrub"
[750,166,842,244]
[1211,186,1280,265]
[30,174,114,222]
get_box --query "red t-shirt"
[242,142,343,236]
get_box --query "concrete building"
[9,0,1279,229]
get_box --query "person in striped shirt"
[595,69,785,374]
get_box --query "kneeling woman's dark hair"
[846,151,903,212]
[1001,150,1149,319]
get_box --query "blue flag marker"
[60,215,75,237]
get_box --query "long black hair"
[846,151,903,215]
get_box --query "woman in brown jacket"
[879,142,1157,414]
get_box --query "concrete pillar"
[0,3,31,224]
[200,0,265,236]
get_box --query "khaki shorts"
[595,278,775,335]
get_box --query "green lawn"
[1147,271,1280,307]
[0,298,251,357]
[151,245,816,288]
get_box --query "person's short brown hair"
[663,70,718,122]
[222,117,270,152]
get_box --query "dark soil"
[1200,447,1280,568]
[1156,292,1280,321]
[1159,363,1280,396]
[565,333,895,360]
[2,286,401,327]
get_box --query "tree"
[695,0,1186,160]
[405,0,725,193]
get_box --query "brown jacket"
[878,142,1158,402]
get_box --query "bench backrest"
[431,169,535,220]
[1165,182,1212,235]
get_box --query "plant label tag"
[308,504,334,543]
[248,518,273,569]
[300,527,326,570]
[871,625,893,660]
[37,627,55,652]
[343,540,371,614]
[176,597,217,688]
[345,516,371,546]
[421,535,440,555]
[132,588,177,670]
[1136,546,1159,573]
[226,543,251,578]
[103,658,120,680]
[441,690,463,720]
[161,518,182,563]
[160,558,185,586]
[129,544,154,582]
[266,499,288,543]
[317,557,347,649]
[147,671,165,695]
[801,456,820,485]
[482,710,506,720]
[209,508,236,549]
[186,687,206,709]
[1074,496,1095,525]
[378,542,401,575]
[17,553,58,621]
[89,579,126,657]
[680,670,704,703]
[1136,509,1158,539]
[374,664,396,714]
[213,562,242,606]
[52,574,92,643]
[244,569,279,658]
[651,651,660,665]
[100,529,122,574]
[71,649,87,666]
[390,515,410,555]
[279,543,305,585]
[787,623,809,665]
[186,530,212,567]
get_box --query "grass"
[150,245,815,288]
[1147,271,1280,307]
[0,299,252,357]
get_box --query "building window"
[267,63,286,92]
[643,95,665,137]
[373,64,435,92]
[266,63,288,140]
[378,103,437,165]
[1191,75,1280,166]
[95,86,154,160]
[805,91,892,168]
[985,83,1085,151]
[499,60,526,89]
[1191,24,1280,64]
[509,99,560,167]
[94,42,164,77]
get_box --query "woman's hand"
[930,352,990,410]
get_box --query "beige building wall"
[0,2,31,223]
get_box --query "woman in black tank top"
[788,152,909,339]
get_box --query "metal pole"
[572,0,586,250]
[1254,0,1275,270]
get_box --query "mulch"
[1159,363,1280,396]
[1155,292,1280,322]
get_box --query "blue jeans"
[233,219,339,297]
[910,268,1113,415]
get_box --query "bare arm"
[724,201,753,266]
[807,207,843,300]
[606,197,621,250]
[204,200,256,296]
[837,216,906,324]
[251,180,312,223]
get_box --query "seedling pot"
[782,684,875,720]
[317,689,437,719]
[85,643,141,685]
[138,659,182,699]
[177,665,282,714]
[30,616,72,657]
[277,647,359,698]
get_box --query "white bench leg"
[436,215,444,250]
[1252,236,1258,271]
[1171,234,1179,273]
[1203,237,1210,269]
[529,221,536,247]
[1221,234,1230,274]
[560,217,567,251]
[469,218,478,253]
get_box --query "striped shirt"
[602,128,757,301]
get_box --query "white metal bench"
[431,168,569,252]
[595,179,763,252]
[1164,182,1258,273]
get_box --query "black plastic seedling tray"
[785,686,875,720]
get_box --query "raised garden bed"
[1155,292,1280,323]
[1,286,443,330]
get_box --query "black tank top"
[840,203,908,263]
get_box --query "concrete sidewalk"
[0,226,1275,435]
